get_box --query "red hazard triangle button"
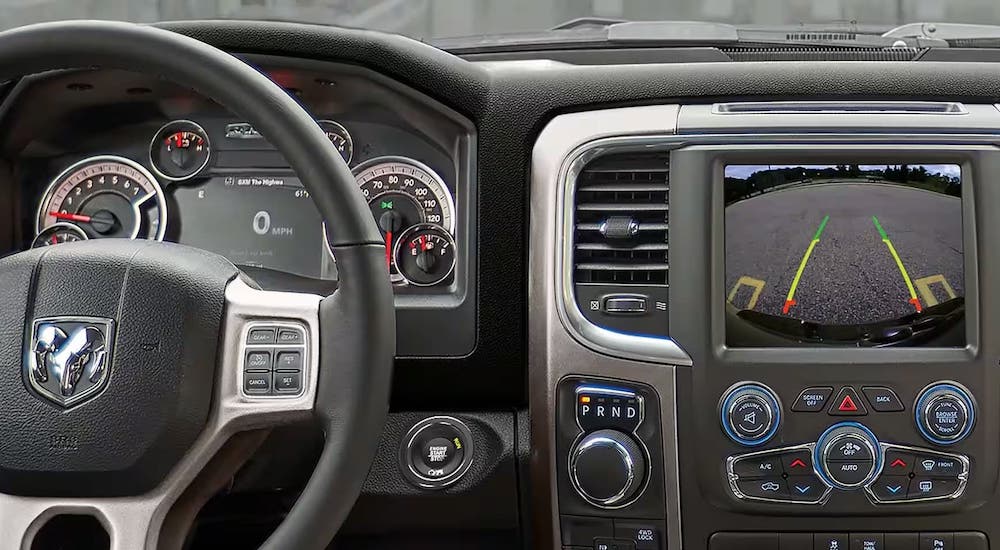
[828,386,868,416]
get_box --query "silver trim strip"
[0,278,321,549]
[541,105,692,366]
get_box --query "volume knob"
[570,429,647,508]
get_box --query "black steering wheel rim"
[0,20,395,549]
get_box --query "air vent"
[571,153,670,337]
[573,156,669,286]
[721,47,922,62]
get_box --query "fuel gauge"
[393,223,456,286]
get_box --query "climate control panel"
[720,381,975,508]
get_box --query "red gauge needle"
[419,234,427,251]
[50,234,57,245]
[49,211,92,223]
[384,231,393,272]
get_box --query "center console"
[530,103,1000,550]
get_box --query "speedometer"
[37,155,167,241]
[352,157,455,283]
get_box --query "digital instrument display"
[724,164,965,347]
[172,175,327,278]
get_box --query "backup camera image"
[724,164,965,347]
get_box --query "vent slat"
[576,203,668,212]
[572,155,670,287]
[576,262,668,271]
[578,183,669,192]
[576,243,669,252]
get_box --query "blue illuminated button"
[720,383,780,446]
[915,383,975,445]
[815,422,881,490]
[786,474,824,501]
[870,474,910,501]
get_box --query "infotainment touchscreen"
[724,164,965,347]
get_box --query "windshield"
[0,1,996,40]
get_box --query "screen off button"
[792,387,833,412]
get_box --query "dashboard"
[14,17,1000,550]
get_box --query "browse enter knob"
[570,429,647,508]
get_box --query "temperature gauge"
[31,222,88,248]
[149,120,211,181]
[393,223,456,286]
[317,120,353,164]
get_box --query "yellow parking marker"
[783,215,829,314]
[728,276,766,309]
[872,216,922,312]
[915,274,957,307]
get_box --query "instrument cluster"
[31,118,459,288]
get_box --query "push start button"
[401,416,474,489]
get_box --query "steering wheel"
[0,21,395,550]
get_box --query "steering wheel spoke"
[220,277,321,427]
[0,278,322,549]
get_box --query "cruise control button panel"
[240,322,308,398]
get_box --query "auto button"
[816,422,881,490]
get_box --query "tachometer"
[37,156,167,241]
[352,157,455,283]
